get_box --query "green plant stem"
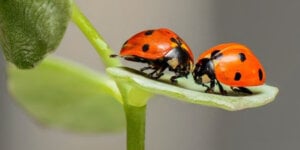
[124,104,146,150]
[71,3,148,150]
[71,3,120,68]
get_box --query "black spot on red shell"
[258,68,263,81]
[234,72,241,81]
[170,37,177,43]
[170,37,183,47]
[211,50,220,57]
[122,40,128,47]
[239,53,246,62]
[211,50,223,59]
[142,44,150,52]
[145,30,154,36]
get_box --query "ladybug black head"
[192,58,215,84]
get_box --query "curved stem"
[124,104,146,150]
[71,3,120,68]
[71,3,149,150]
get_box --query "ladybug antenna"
[110,54,119,58]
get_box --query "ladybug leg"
[170,74,182,83]
[148,64,168,79]
[140,66,153,72]
[201,83,211,93]
[148,69,160,78]
[170,70,184,83]
[201,83,210,88]
[204,80,215,93]
[216,80,227,95]
[231,87,253,95]
[204,80,227,95]
[170,68,189,83]
[155,65,168,79]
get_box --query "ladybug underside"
[122,47,193,83]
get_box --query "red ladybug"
[192,42,266,95]
[114,28,194,83]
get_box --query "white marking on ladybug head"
[201,74,211,83]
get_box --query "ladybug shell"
[120,28,194,61]
[197,43,266,86]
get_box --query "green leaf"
[107,67,279,111]
[0,0,72,69]
[8,57,125,133]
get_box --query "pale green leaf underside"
[8,57,125,133]
[107,67,279,111]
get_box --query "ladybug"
[192,42,266,95]
[113,28,194,83]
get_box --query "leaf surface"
[107,67,279,111]
[8,57,125,133]
[0,0,72,68]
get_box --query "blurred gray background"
[0,0,299,149]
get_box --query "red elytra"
[120,28,194,61]
[193,42,266,95]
